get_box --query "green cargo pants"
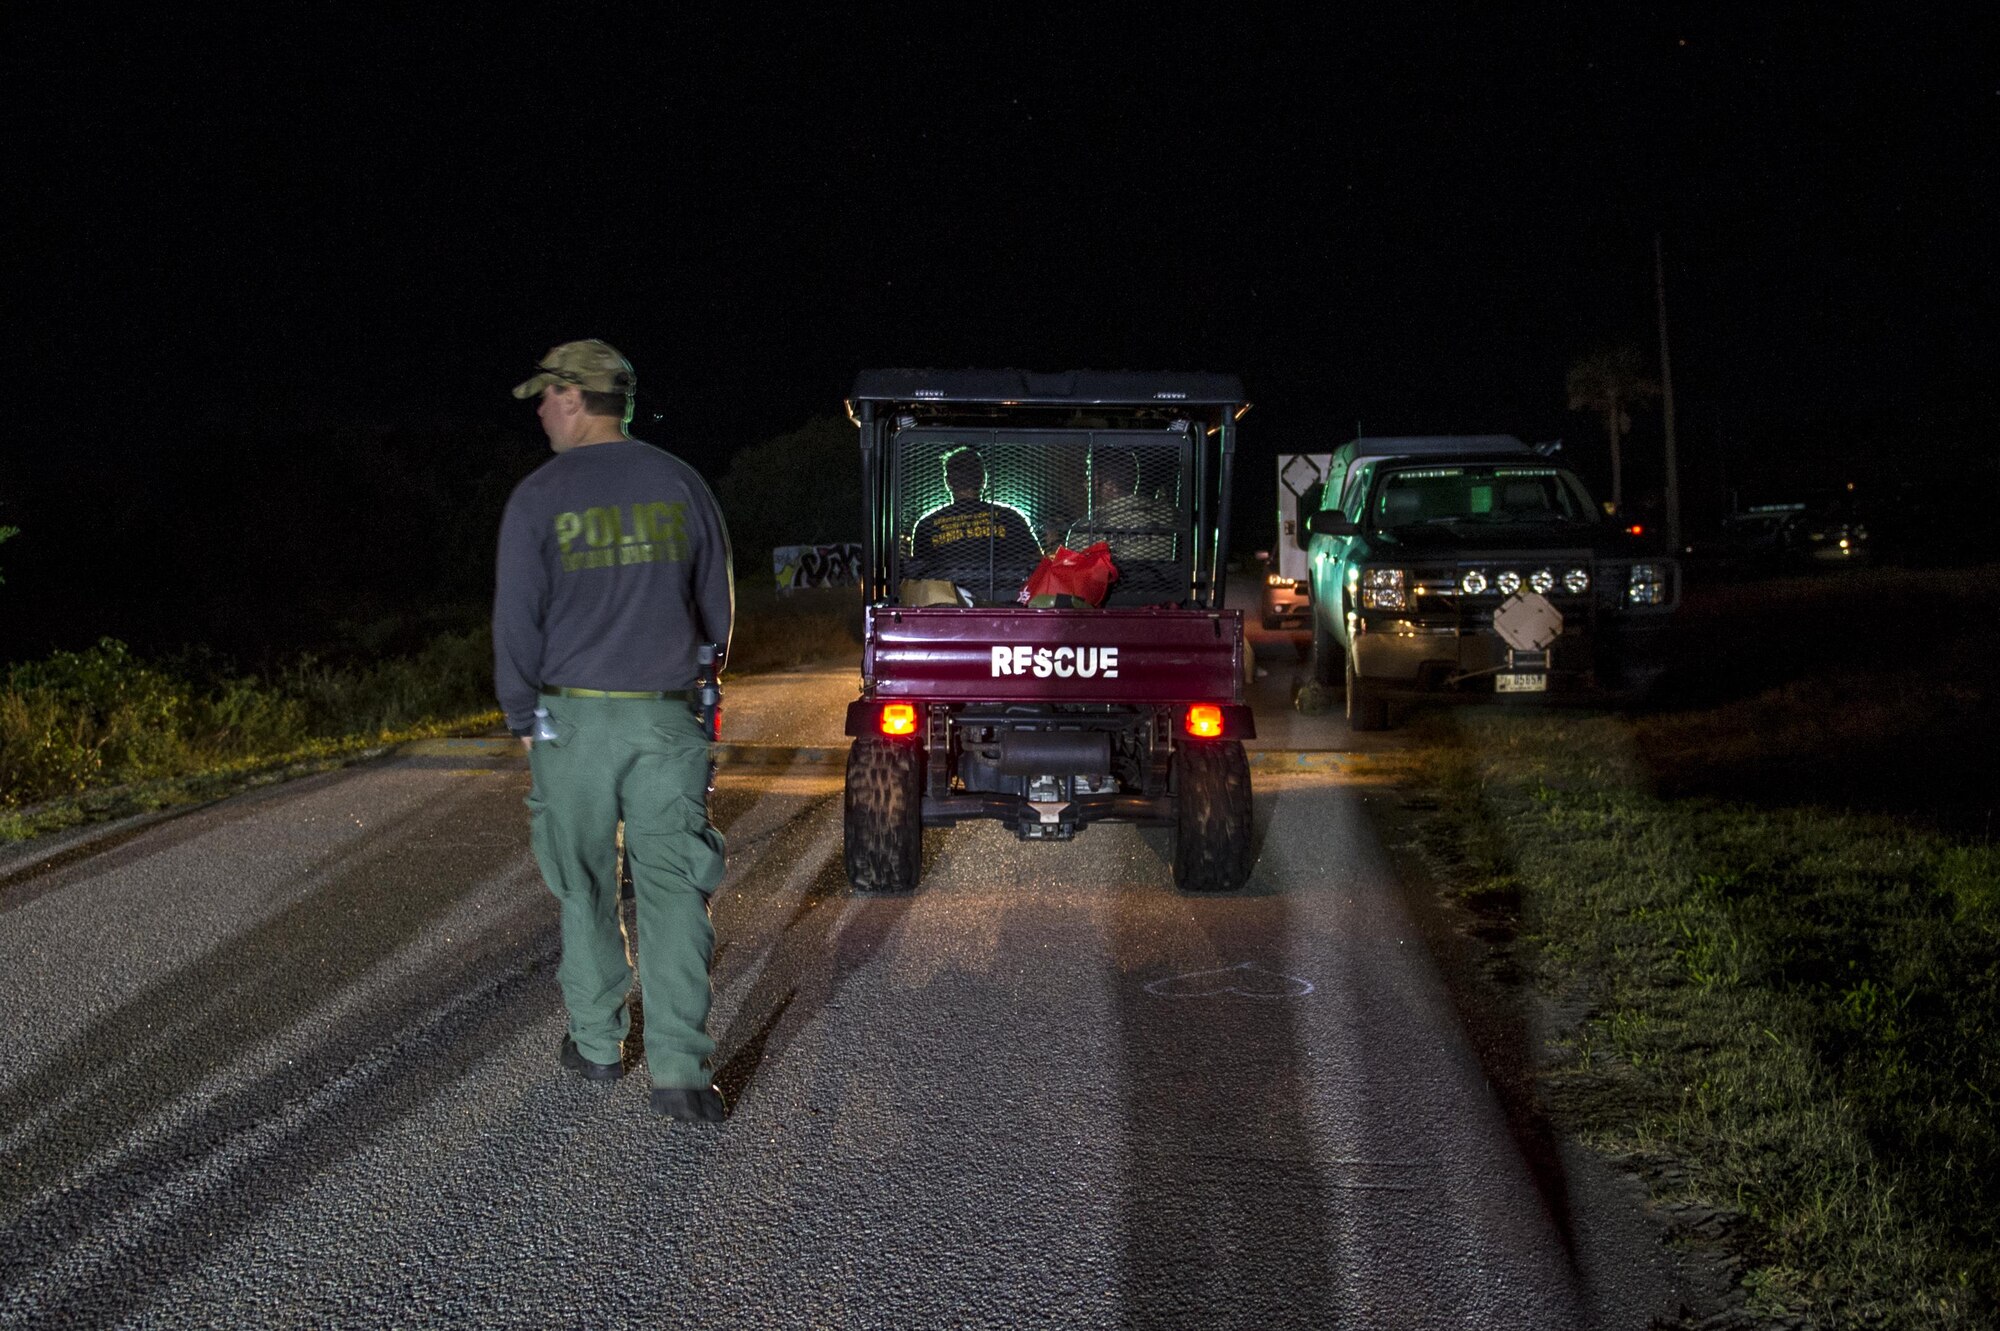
[525,693,726,1088]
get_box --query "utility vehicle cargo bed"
[863,606,1245,703]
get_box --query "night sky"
[9,7,1994,653]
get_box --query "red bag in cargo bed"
[1017,542,1119,607]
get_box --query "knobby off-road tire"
[844,739,923,892]
[1345,652,1390,732]
[1172,739,1253,893]
[1311,609,1344,688]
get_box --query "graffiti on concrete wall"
[774,543,863,590]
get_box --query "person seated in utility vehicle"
[1065,447,1179,562]
[904,445,1044,603]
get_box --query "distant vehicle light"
[1564,567,1590,593]
[1185,704,1224,738]
[1530,568,1555,594]
[880,703,918,736]
[1460,568,1489,595]
[1266,573,1297,588]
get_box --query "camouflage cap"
[510,339,636,399]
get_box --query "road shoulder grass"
[0,581,864,846]
[1387,578,1998,1326]
[0,715,496,846]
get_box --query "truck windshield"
[1372,466,1598,528]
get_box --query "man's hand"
[520,737,533,754]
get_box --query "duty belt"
[540,686,696,701]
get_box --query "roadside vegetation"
[713,415,862,572]
[0,409,873,843]
[0,576,861,844]
[0,633,496,842]
[1397,565,1999,1327]
[729,579,864,675]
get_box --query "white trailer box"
[1276,453,1333,584]
[1261,452,1332,628]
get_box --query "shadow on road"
[1113,804,1343,1327]
[709,813,914,1110]
[1374,791,1586,1272]
[0,763,556,1325]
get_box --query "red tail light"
[1185,704,1224,738]
[1626,524,1645,536]
[880,703,918,736]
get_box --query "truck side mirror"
[1293,481,1325,550]
[1307,510,1359,538]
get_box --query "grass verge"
[0,630,501,843]
[0,715,496,844]
[1,582,863,844]
[1395,569,1999,1328]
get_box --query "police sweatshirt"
[492,439,734,736]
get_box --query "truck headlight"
[1529,568,1555,594]
[1628,564,1666,604]
[1564,567,1591,594]
[1460,568,1489,595]
[1359,567,1407,610]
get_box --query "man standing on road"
[493,338,735,1124]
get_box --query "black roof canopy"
[851,368,1246,408]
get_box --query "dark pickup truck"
[1304,435,1678,731]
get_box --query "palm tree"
[1566,347,1660,514]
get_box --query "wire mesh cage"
[890,428,1193,606]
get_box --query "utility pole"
[1654,232,1682,550]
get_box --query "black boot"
[559,1036,624,1082]
[650,1084,728,1122]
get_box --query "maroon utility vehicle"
[841,370,1256,893]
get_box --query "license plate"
[1496,672,1547,693]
